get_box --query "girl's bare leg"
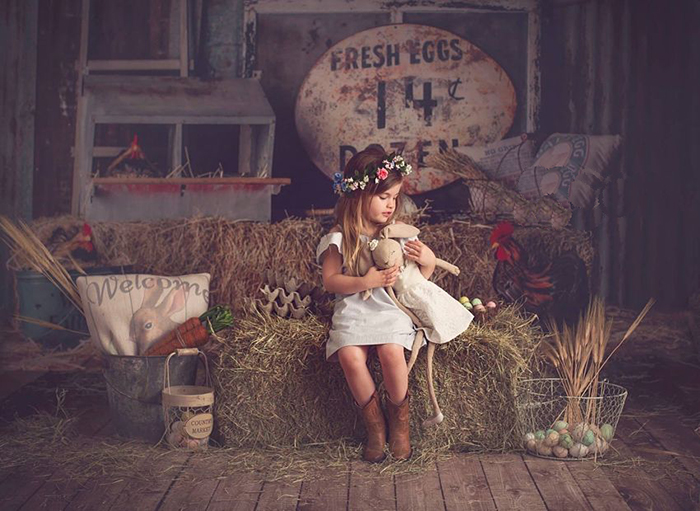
[337,345,375,406]
[376,343,408,404]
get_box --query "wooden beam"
[86,59,194,71]
[244,0,539,14]
[526,6,542,132]
[92,177,291,185]
[179,0,188,77]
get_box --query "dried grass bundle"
[542,297,655,425]
[428,149,572,229]
[0,216,83,314]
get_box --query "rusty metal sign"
[295,24,517,194]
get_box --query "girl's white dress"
[316,231,428,362]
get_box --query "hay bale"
[212,304,544,452]
[26,216,593,314]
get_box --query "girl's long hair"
[334,145,406,275]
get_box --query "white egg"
[569,442,589,458]
[543,431,560,447]
[526,439,538,453]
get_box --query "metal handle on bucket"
[163,348,211,391]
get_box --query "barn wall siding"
[541,0,700,308]
[1,0,698,309]
[0,0,38,221]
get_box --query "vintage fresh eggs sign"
[295,24,517,194]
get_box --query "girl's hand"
[363,265,400,289]
[404,240,436,267]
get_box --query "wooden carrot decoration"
[144,305,233,356]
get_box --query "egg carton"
[255,284,312,319]
[263,270,319,297]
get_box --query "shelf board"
[92,177,291,185]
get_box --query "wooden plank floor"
[1,408,698,511]
[2,316,700,511]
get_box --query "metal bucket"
[103,353,198,443]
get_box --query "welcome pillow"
[76,273,210,356]
[517,133,622,209]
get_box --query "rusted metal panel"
[199,0,244,79]
[0,0,38,221]
[295,23,517,194]
[543,0,700,307]
[0,0,38,317]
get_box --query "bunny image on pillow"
[361,223,473,426]
[77,273,210,355]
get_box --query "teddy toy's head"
[370,238,404,269]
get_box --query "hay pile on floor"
[213,304,544,454]
[24,216,593,314]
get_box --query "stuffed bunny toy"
[360,223,473,426]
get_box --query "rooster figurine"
[490,222,589,326]
[47,223,96,262]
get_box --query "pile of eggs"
[165,410,210,450]
[523,421,615,458]
[459,296,497,314]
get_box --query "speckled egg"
[600,423,614,441]
[537,443,553,457]
[552,445,569,458]
[471,298,483,306]
[572,423,589,442]
[569,443,589,458]
[559,433,574,449]
[582,430,596,447]
[544,430,560,447]
[553,420,569,432]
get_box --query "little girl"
[316,145,438,462]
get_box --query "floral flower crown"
[333,153,412,196]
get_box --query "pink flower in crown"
[377,168,389,180]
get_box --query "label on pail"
[184,413,213,439]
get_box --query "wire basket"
[515,378,627,460]
[162,348,214,451]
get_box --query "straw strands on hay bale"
[22,216,593,313]
[212,304,545,454]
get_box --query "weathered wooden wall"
[0,0,38,317]
[3,0,699,308]
[0,0,38,221]
[541,0,700,308]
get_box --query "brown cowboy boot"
[356,391,386,462]
[386,390,411,460]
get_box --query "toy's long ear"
[381,224,420,239]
